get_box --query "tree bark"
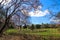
[0,18,10,35]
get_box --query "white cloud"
[28,9,50,17]
[50,17,60,23]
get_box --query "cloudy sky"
[28,0,60,24]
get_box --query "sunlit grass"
[4,28,60,37]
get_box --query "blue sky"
[29,0,60,24]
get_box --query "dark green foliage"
[9,25,14,29]
[23,24,27,29]
[30,24,35,30]
[36,24,41,29]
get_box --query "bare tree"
[50,12,60,24]
[0,0,41,34]
[44,0,60,24]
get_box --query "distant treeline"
[0,15,60,29]
[13,24,60,30]
[0,19,60,30]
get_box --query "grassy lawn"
[4,28,60,37]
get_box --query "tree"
[0,0,41,34]
[36,24,41,29]
[30,24,34,30]
[55,12,60,24]
[50,12,60,24]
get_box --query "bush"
[36,24,41,29]
[9,25,14,29]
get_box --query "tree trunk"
[0,18,10,35]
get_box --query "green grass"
[4,28,60,37]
